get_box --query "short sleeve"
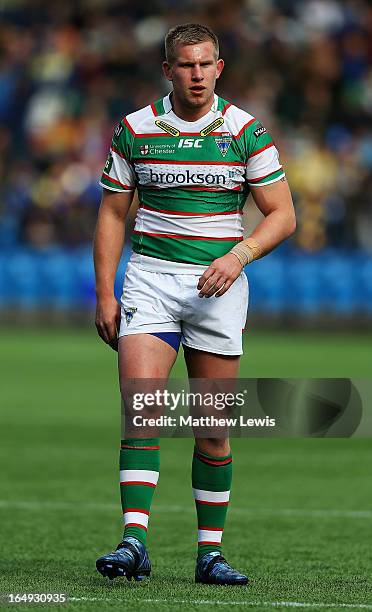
[99,120,136,192]
[245,121,285,187]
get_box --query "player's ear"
[216,58,224,79]
[162,61,173,81]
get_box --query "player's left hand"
[197,253,243,298]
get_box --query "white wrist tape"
[230,238,263,267]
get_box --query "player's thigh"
[119,334,177,436]
[119,333,178,380]
[183,345,240,378]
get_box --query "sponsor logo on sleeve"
[104,153,113,173]
[254,124,267,138]
[140,145,149,155]
[114,123,124,138]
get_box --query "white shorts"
[119,255,249,355]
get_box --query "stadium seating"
[1,247,370,316]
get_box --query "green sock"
[192,447,232,559]
[120,438,160,546]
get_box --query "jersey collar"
[163,92,219,116]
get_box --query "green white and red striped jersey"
[100,93,285,266]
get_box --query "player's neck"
[170,93,214,122]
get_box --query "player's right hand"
[197,253,243,298]
[95,295,121,351]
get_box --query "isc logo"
[178,138,204,148]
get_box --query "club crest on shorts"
[124,307,137,325]
[214,132,232,157]
[140,144,149,155]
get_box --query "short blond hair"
[165,23,219,65]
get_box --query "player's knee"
[119,379,164,418]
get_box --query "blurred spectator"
[0,0,372,253]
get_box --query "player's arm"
[93,188,135,350]
[244,177,296,259]
[197,178,296,297]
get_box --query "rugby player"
[94,23,296,585]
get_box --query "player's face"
[163,42,224,116]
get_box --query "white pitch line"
[0,500,117,511]
[68,597,372,609]
[0,500,371,519]
[157,506,372,520]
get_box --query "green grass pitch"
[1,328,372,611]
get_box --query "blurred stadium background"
[1,0,372,323]
[2,3,372,608]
